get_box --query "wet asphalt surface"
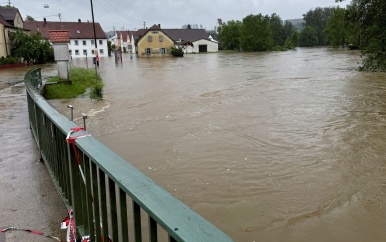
[0,65,67,241]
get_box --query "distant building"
[137,24,175,57]
[110,30,129,52]
[135,24,219,57]
[0,6,27,57]
[24,18,108,59]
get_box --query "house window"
[99,49,104,55]
[159,36,163,42]
[148,36,152,42]
[75,40,79,46]
[75,50,79,55]
[91,40,95,45]
[83,40,86,45]
[92,50,95,54]
[99,40,103,45]
[160,48,167,54]
[145,48,152,54]
[83,49,87,55]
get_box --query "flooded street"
[22,47,386,241]
[0,64,67,241]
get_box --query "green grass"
[47,76,60,83]
[44,67,103,99]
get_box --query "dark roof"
[24,21,107,40]
[134,27,209,43]
[0,6,19,21]
[130,29,147,42]
[0,14,12,27]
[163,29,209,42]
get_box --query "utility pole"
[89,0,98,83]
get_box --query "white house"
[160,28,219,53]
[25,18,108,59]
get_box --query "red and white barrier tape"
[0,227,60,241]
[64,127,112,242]
[66,127,91,184]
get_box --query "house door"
[199,45,207,53]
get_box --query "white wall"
[69,39,108,59]
[184,39,218,53]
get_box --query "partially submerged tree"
[299,26,319,47]
[336,0,386,71]
[269,13,286,47]
[240,14,273,51]
[324,7,349,47]
[303,7,333,45]
[218,20,242,50]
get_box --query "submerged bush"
[90,81,104,100]
[171,47,184,57]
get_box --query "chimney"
[78,19,81,23]
[158,24,161,28]
[43,18,46,26]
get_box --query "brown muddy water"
[49,48,386,241]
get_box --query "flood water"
[49,48,386,242]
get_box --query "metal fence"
[24,68,233,242]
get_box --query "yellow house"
[137,24,174,57]
[0,6,25,58]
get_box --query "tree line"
[218,0,385,71]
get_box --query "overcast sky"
[11,0,347,32]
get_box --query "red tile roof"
[24,20,107,40]
[116,31,128,42]
[49,30,70,43]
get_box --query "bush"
[0,56,19,65]
[90,81,104,100]
[171,47,184,57]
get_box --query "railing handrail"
[24,68,233,242]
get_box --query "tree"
[107,40,112,56]
[303,7,333,45]
[324,7,348,47]
[291,31,300,47]
[9,30,54,64]
[299,26,319,47]
[337,0,386,71]
[0,5,15,8]
[240,14,273,51]
[25,15,36,21]
[218,20,242,50]
[283,21,296,39]
[269,13,285,46]
[187,24,192,29]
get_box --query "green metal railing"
[24,68,233,242]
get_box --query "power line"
[95,0,143,25]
